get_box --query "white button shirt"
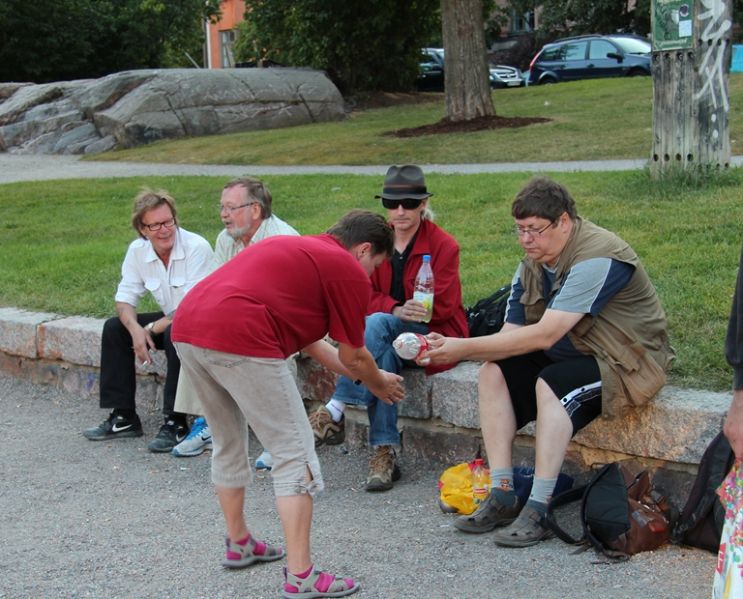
[115,227,214,316]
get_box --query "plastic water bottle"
[413,254,434,323]
[392,332,429,360]
[471,457,490,506]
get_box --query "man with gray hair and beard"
[172,177,299,463]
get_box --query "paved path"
[6,153,743,183]
[2,153,742,184]
[0,374,717,599]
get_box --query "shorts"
[495,351,602,436]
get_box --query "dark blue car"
[528,34,651,84]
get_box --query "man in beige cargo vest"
[424,176,674,548]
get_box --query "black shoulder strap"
[543,484,587,544]
[674,431,734,538]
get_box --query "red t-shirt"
[171,234,370,358]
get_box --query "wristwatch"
[145,322,156,334]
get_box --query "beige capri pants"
[174,342,323,497]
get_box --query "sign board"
[652,0,694,51]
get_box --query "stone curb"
[0,306,729,474]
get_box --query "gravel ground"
[0,373,717,599]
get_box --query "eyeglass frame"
[141,217,177,232]
[381,198,424,210]
[219,201,259,214]
[512,219,557,238]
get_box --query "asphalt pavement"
[0,373,718,599]
[0,154,652,184]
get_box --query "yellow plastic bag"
[437,462,491,515]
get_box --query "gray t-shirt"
[505,257,634,360]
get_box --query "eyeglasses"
[142,218,176,232]
[219,202,258,214]
[513,220,556,238]
[381,198,423,210]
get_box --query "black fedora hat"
[375,165,433,201]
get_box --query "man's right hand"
[393,299,429,323]
[368,371,405,405]
[132,325,156,365]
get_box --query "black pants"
[99,312,180,417]
[496,351,602,436]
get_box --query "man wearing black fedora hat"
[310,165,469,492]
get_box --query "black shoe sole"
[453,516,517,534]
[83,430,143,441]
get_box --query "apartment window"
[220,30,236,68]
[510,10,535,34]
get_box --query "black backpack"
[465,284,511,337]
[671,431,735,553]
[545,462,674,560]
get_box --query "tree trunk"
[441,0,495,122]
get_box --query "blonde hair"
[131,189,178,237]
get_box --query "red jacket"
[369,218,469,374]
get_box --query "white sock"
[325,399,346,422]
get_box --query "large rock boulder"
[0,68,345,155]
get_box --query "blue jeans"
[332,312,428,447]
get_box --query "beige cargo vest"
[519,218,675,419]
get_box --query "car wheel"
[627,68,648,77]
[539,76,557,84]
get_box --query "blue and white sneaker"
[171,417,212,457]
[255,449,274,471]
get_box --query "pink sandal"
[282,565,360,598]
[222,534,284,569]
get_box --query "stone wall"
[0,305,731,497]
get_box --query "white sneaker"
[255,449,274,471]
[171,417,212,457]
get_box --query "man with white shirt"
[214,177,299,264]
[172,177,299,463]
[83,189,214,452]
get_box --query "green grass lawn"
[90,74,743,165]
[1,169,741,391]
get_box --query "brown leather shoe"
[454,490,522,533]
[309,406,345,447]
[365,445,401,492]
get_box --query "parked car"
[417,48,524,91]
[489,63,525,88]
[528,34,651,85]
[417,48,445,91]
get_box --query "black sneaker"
[83,412,143,441]
[148,420,189,453]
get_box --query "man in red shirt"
[171,210,403,599]
[310,165,468,492]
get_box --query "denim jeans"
[332,312,428,447]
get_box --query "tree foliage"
[504,0,651,42]
[233,0,440,95]
[0,0,220,83]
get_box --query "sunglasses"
[381,198,424,210]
